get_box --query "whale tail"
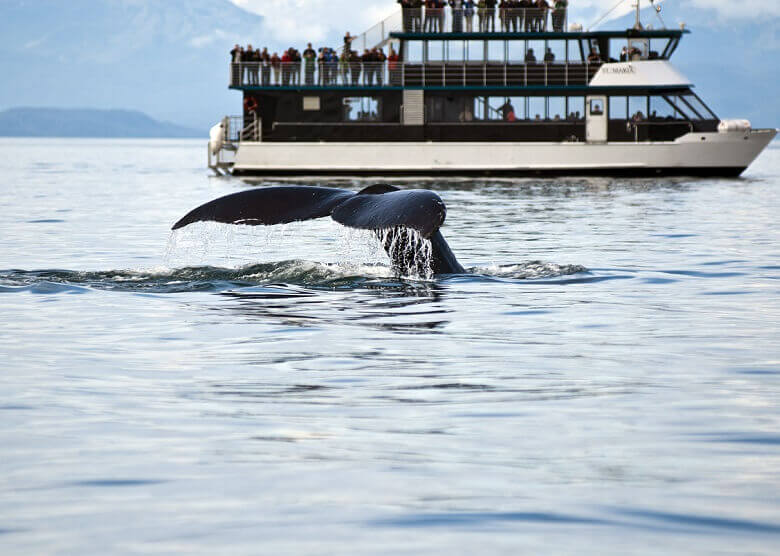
[172,185,464,275]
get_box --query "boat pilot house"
[210,4,775,176]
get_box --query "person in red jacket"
[281,48,292,86]
[387,46,400,85]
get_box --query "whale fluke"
[171,186,354,230]
[331,188,446,239]
[172,185,464,275]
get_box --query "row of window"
[295,94,715,124]
[404,37,665,63]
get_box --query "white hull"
[231,129,776,176]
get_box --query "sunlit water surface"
[1,138,779,554]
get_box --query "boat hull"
[231,129,776,177]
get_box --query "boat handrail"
[394,7,569,34]
[230,60,605,89]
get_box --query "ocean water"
[0,138,778,554]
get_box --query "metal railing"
[225,115,260,142]
[397,7,568,33]
[230,60,601,88]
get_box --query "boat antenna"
[633,0,643,29]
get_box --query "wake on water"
[0,260,588,295]
[0,224,587,293]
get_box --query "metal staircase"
[353,9,402,51]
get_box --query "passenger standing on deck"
[303,43,316,85]
[317,48,326,84]
[241,45,251,85]
[270,52,281,85]
[281,48,291,85]
[505,0,517,32]
[398,0,413,32]
[477,0,487,31]
[388,46,400,85]
[230,44,241,86]
[350,50,362,86]
[464,0,475,32]
[500,100,516,121]
[552,0,567,32]
[375,47,387,85]
[341,32,354,85]
[252,47,262,85]
[499,0,509,31]
[450,0,464,32]
[536,0,549,31]
[293,48,303,85]
[410,0,424,31]
[260,48,271,86]
[511,0,523,32]
[329,49,340,85]
[544,47,555,62]
[519,0,531,31]
[362,49,373,85]
[485,0,497,32]
[426,0,443,32]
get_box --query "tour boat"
[208,2,776,177]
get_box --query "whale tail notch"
[171,185,463,275]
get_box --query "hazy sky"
[230,0,780,44]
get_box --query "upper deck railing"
[394,7,568,34]
[230,59,605,89]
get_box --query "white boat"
[209,3,776,177]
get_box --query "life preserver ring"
[243,96,258,113]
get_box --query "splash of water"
[376,228,434,280]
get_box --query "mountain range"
[0,0,264,133]
[0,107,200,137]
[0,0,777,135]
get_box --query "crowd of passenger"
[230,36,402,87]
[397,0,568,33]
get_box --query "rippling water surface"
[1,138,779,554]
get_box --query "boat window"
[302,97,320,111]
[428,41,445,61]
[406,41,423,63]
[507,41,525,63]
[609,96,627,119]
[465,40,483,62]
[448,41,465,62]
[649,96,679,120]
[589,98,604,116]
[544,41,566,63]
[568,97,585,120]
[628,96,647,120]
[342,97,380,122]
[681,93,718,120]
[628,39,649,60]
[427,96,479,122]
[529,97,547,120]
[548,97,566,122]
[488,41,504,62]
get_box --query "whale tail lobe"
[172,185,464,275]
